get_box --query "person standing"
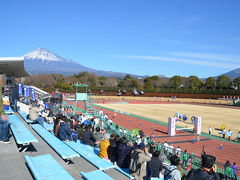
[130,143,151,180]
[232,162,238,180]
[164,141,168,155]
[222,128,226,139]
[176,146,181,156]
[9,85,19,112]
[209,126,212,135]
[183,150,188,170]
[147,150,163,178]
[168,144,174,158]
[197,135,200,143]
[227,129,233,141]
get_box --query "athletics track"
[65,100,240,165]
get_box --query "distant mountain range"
[23,48,143,78]
[23,48,240,79]
[222,68,240,79]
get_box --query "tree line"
[22,72,240,95]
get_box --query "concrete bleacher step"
[0,136,33,180]
[25,154,74,180]
[80,170,114,180]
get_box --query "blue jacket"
[57,122,72,141]
[117,143,137,168]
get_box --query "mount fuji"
[23,48,139,77]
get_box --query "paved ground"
[0,113,131,180]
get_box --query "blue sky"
[0,0,240,78]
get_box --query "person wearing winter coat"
[131,143,151,180]
[55,117,72,141]
[82,125,96,146]
[99,133,110,159]
[164,155,181,180]
[108,134,118,163]
[147,150,162,178]
[187,154,220,180]
[117,137,137,168]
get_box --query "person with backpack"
[117,137,137,168]
[130,143,151,180]
[164,155,181,180]
[187,154,220,180]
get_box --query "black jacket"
[108,138,117,162]
[116,143,137,168]
[187,168,220,180]
[82,129,96,147]
[147,157,162,177]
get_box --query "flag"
[131,128,139,136]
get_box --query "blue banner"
[31,88,36,101]
[18,83,22,94]
[26,86,30,97]
[45,103,49,109]
[23,87,27,97]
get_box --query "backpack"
[164,168,177,180]
[129,150,142,173]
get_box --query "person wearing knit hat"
[99,133,111,160]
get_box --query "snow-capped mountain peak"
[24,48,65,62]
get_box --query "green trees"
[216,75,232,89]
[118,74,139,88]
[22,71,239,94]
[144,78,153,91]
[205,77,215,89]
[170,75,182,88]
[99,76,106,86]
[188,76,202,89]
[233,77,240,89]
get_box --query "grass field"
[100,103,240,138]
[94,96,234,105]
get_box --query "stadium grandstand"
[0,58,239,180]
